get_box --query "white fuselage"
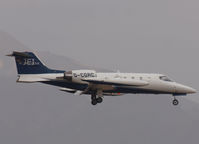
[72,72,195,94]
[17,71,196,95]
[9,51,196,105]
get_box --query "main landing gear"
[91,92,103,105]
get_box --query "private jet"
[7,51,196,106]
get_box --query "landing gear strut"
[172,97,179,106]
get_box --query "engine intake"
[64,71,72,81]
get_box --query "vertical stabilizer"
[7,51,64,74]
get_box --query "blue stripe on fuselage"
[41,80,174,95]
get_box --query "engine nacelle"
[64,70,97,83]
[64,71,72,81]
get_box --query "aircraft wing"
[81,77,149,86]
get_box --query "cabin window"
[160,76,173,82]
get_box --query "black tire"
[97,97,103,103]
[173,99,179,106]
[91,99,98,105]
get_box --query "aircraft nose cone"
[187,87,197,94]
[182,86,197,94]
[175,83,196,94]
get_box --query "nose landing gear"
[172,99,179,106]
[172,95,179,106]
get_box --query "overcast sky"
[1,0,198,95]
[0,1,199,144]
[0,0,198,71]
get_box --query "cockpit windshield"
[159,76,173,82]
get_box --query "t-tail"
[7,51,64,74]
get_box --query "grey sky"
[0,0,199,144]
[0,0,198,70]
[0,0,198,97]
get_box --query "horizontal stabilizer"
[17,73,64,83]
[7,51,32,58]
[17,75,47,83]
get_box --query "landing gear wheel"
[97,97,103,103]
[173,99,179,106]
[91,99,98,105]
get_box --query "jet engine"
[64,71,72,81]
